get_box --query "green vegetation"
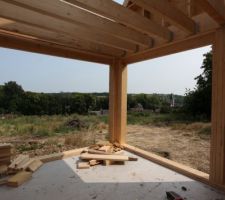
[0,114,106,137]
[183,51,212,119]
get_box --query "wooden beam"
[122,30,215,64]
[9,0,152,48]
[0,31,113,64]
[210,26,225,186]
[0,18,125,58]
[131,0,196,34]
[0,0,136,52]
[124,144,209,183]
[65,0,172,41]
[109,59,127,144]
[195,0,225,25]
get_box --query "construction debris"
[77,142,137,169]
[27,159,43,172]
[77,162,90,169]
[0,143,13,166]
[0,143,43,187]
[7,171,32,187]
[166,191,184,200]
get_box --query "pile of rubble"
[77,142,138,169]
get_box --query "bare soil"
[126,124,210,173]
[0,122,210,174]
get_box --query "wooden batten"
[210,26,225,186]
[109,59,127,144]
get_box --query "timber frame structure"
[0,0,225,191]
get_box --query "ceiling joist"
[0,0,137,52]
[0,18,125,58]
[9,0,152,48]
[65,0,173,41]
[195,0,225,25]
[130,0,197,34]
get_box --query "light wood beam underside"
[9,0,152,48]
[0,0,136,52]
[195,0,225,25]
[0,31,113,64]
[65,0,172,41]
[131,0,196,34]
[0,18,125,58]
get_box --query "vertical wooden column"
[210,26,225,186]
[109,59,127,144]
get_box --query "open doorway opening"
[126,45,212,173]
[0,47,109,157]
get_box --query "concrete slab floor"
[0,151,225,200]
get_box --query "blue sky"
[0,45,211,95]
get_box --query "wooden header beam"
[122,30,215,64]
[131,0,196,34]
[0,31,113,64]
[65,0,172,41]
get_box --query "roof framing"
[0,0,223,64]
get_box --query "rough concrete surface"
[0,152,224,200]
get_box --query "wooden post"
[210,26,225,186]
[109,59,127,144]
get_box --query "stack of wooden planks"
[8,155,43,173]
[6,154,43,187]
[0,144,13,166]
[0,145,43,188]
[77,142,137,169]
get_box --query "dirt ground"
[126,124,210,173]
[0,123,210,174]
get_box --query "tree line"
[0,81,183,115]
[0,50,212,118]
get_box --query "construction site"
[0,0,225,199]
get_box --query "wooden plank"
[109,59,127,144]
[99,146,112,153]
[26,159,43,172]
[7,171,32,187]
[77,162,90,169]
[8,155,29,170]
[195,0,225,25]
[0,18,125,58]
[122,30,215,64]
[18,158,35,170]
[123,144,209,182]
[65,0,172,41]
[0,31,113,64]
[10,0,152,48]
[210,26,225,186]
[0,144,12,149]
[131,0,196,34]
[80,153,129,161]
[38,148,86,163]
[0,165,7,176]
[89,160,100,166]
[0,0,137,52]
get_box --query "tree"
[183,51,212,119]
[2,81,24,113]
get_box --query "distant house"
[131,103,144,112]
